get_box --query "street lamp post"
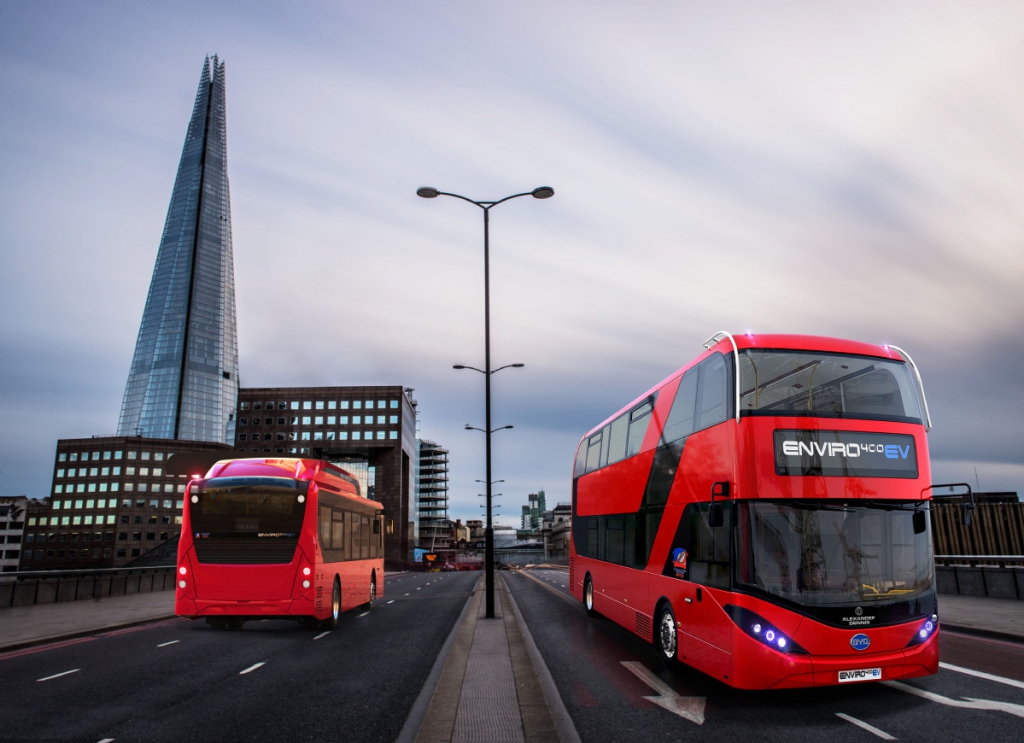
[418,185,554,618]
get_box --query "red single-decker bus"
[570,332,941,689]
[175,457,384,630]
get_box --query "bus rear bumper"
[175,595,314,619]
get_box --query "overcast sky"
[1,1,1022,524]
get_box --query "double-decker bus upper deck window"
[739,350,922,423]
[697,354,729,428]
[626,399,654,457]
[663,369,698,443]
[585,432,603,473]
[606,415,629,466]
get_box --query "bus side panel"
[646,424,737,572]
[576,450,656,516]
[600,560,649,632]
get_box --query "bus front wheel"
[362,574,376,610]
[322,578,341,631]
[656,604,678,664]
[583,576,599,618]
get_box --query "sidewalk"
[0,590,176,653]
[938,593,1024,642]
[405,575,573,743]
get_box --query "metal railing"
[0,564,177,608]
[934,555,1024,567]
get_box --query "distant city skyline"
[1,3,1022,520]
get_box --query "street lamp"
[420,185,554,618]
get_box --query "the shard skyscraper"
[117,56,239,444]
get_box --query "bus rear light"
[725,605,807,655]
[302,580,310,589]
[303,567,311,576]
[906,613,938,647]
[191,495,198,503]
[179,566,187,575]
[178,580,187,589]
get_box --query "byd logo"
[781,440,911,459]
[850,633,871,651]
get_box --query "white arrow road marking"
[835,713,896,740]
[940,662,1024,691]
[621,661,705,725]
[884,681,1024,718]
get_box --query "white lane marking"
[313,631,330,640]
[37,669,80,682]
[358,612,370,618]
[404,592,410,596]
[621,661,705,725]
[416,587,421,591]
[835,713,896,740]
[387,600,395,604]
[239,662,265,675]
[940,662,1024,691]
[884,680,1024,718]
[561,584,566,588]
[97,739,115,743]
[157,640,180,648]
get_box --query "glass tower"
[117,56,239,444]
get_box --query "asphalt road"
[0,571,478,742]
[508,567,1024,743]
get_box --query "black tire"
[322,578,341,631]
[206,617,227,630]
[226,618,245,631]
[655,603,678,665]
[583,575,600,617]
[362,574,376,610]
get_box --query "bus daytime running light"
[302,580,310,589]
[191,495,198,503]
[725,604,808,655]
[298,495,305,503]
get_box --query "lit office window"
[389,431,398,440]
[316,401,324,410]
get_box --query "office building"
[117,55,239,445]
[20,437,231,570]
[0,497,28,574]
[234,386,418,567]
[418,440,450,551]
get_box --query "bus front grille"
[193,539,298,564]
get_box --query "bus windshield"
[734,500,933,608]
[190,477,307,564]
[739,349,922,423]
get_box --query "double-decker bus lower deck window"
[664,503,732,588]
[733,501,933,608]
[739,350,923,423]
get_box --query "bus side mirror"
[913,510,926,535]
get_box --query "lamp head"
[511,363,525,368]
[453,365,466,369]
[531,186,555,199]
[417,187,440,198]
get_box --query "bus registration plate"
[838,668,882,683]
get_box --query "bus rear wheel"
[583,576,599,617]
[656,604,678,664]
[362,575,376,610]
[322,578,341,631]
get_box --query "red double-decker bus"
[570,332,941,689]
[175,457,384,630]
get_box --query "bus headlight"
[724,604,808,655]
[906,612,939,647]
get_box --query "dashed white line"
[835,713,896,740]
[37,669,80,682]
[313,631,330,640]
[357,612,370,618]
[387,600,395,604]
[239,662,265,675]
[416,587,421,591]
[97,738,115,743]
[940,662,1024,691]
[157,640,179,648]
[404,592,410,596]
